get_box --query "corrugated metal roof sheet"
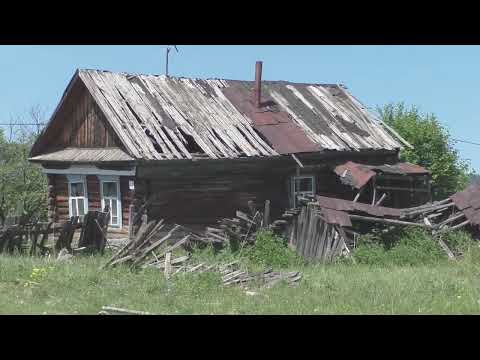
[334,161,430,189]
[451,184,480,226]
[69,69,406,161]
[29,147,134,162]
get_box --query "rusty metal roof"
[334,161,429,189]
[28,147,134,163]
[451,184,480,225]
[35,69,407,161]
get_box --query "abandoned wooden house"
[28,61,430,234]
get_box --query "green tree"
[379,103,471,200]
[0,108,47,225]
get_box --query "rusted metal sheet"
[255,122,321,154]
[334,161,430,189]
[451,184,480,225]
[450,184,480,210]
[321,208,352,227]
[334,161,376,189]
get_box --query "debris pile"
[184,200,289,250]
[102,218,184,269]
[279,185,480,262]
[144,257,302,288]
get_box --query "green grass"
[2,238,480,314]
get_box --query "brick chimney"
[253,61,262,108]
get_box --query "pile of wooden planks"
[102,218,185,269]
[159,259,302,288]
[186,200,290,251]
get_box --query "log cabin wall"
[47,173,134,233]
[136,152,398,231]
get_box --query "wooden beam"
[349,214,428,228]
[376,185,430,193]
[375,193,387,206]
[291,154,304,168]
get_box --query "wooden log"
[100,306,151,315]
[435,219,471,234]
[435,212,466,229]
[349,214,428,227]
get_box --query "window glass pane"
[111,199,117,215]
[70,182,84,197]
[71,199,77,216]
[78,199,85,216]
[103,182,117,198]
[295,178,313,192]
[112,216,118,225]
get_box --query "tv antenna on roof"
[165,45,178,77]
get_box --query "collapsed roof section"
[334,161,430,189]
[70,69,407,161]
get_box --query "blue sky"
[1,45,479,171]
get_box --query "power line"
[0,123,47,126]
[452,138,480,146]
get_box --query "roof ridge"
[76,68,340,87]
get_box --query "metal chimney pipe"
[254,61,263,108]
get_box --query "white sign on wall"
[129,180,135,190]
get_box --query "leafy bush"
[191,230,304,269]
[379,103,472,199]
[241,230,304,268]
[352,227,447,266]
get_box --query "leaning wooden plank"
[263,200,271,228]
[435,212,466,229]
[375,193,387,206]
[436,219,470,234]
[353,186,364,202]
[236,211,256,225]
[438,238,456,260]
[109,255,134,267]
[157,235,191,258]
[101,219,151,269]
[164,252,172,279]
[131,225,181,267]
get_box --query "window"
[67,175,88,220]
[291,175,316,207]
[99,176,122,228]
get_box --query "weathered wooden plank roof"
[54,69,407,161]
[29,147,134,163]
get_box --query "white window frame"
[98,175,122,228]
[67,174,88,220]
[291,175,316,207]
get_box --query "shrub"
[241,230,304,268]
[352,227,447,266]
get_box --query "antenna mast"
[165,45,178,77]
